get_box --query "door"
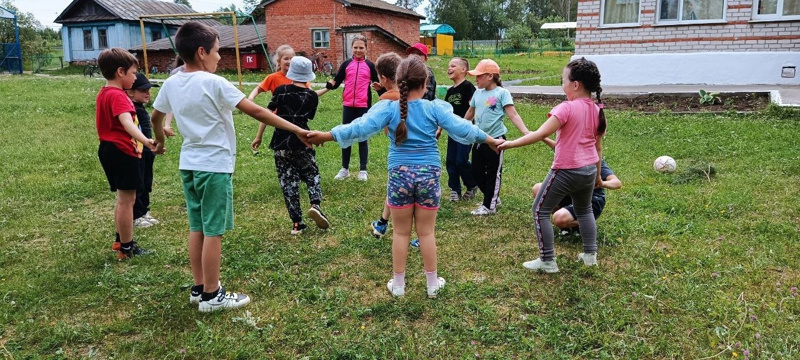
[344,32,358,60]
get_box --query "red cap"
[406,43,428,60]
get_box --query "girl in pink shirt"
[498,58,607,273]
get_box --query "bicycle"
[83,59,99,77]
[309,51,334,76]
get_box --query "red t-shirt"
[96,86,141,158]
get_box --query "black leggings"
[342,106,369,171]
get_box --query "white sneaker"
[523,258,560,273]
[427,277,446,298]
[470,205,495,216]
[134,217,153,228]
[577,253,598,266]
[386,279,405,297]
[189,281,221,304]
[357,170,368,181]
[449,190,460,202]
[334,168,350,180]
[198,286,251,312]
[143,212,159,225]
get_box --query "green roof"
[420,24,455,36]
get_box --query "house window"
[151,30,162,41]
[312,29,330,48]
[602,0,641,25]
[83,29,93,50]
[754,0,800,18]
[658,0,726,21]
[98,28,108,49]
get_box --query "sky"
[13,0,429,30]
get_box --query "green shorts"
[180,170,234,237]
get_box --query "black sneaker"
[307,205,330,229]
[291,222,307,235]
[117,241,153,260]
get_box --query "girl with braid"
[307,57,504,298]
[498,58,607,273]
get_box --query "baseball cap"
[467,59,501,76]
[130,73,159,90]
[406,43,428,60]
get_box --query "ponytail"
[492,74,502,87]
[396,79,409,145]
[596,86,606,135]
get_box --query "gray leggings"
[532,165,598,261]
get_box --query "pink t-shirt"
[548,98,602,169]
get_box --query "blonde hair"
[273,45,294,72]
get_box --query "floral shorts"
[386,165,442,210]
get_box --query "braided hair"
[566,57,606,134]
[395,57,428,145]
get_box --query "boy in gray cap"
[268,56,330,235]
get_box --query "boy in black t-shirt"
[268,57,330,235]
[127,73,160,229]
[444,57,478,202]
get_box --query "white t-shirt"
[153,71,245,173]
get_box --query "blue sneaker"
[410,238,420,248]
[371,220,387,238]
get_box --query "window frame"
[752,0,800,20]
[82,28,94,50]
[311,28,330,49]
[151,29,162,42]
[600,0,643,27]
[97,28,108,49]
[655,0,729,24]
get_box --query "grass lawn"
[0,75,799,359]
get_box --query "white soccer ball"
[654,156,677,173]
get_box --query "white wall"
[576,52,800,86]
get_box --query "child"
[96,48,156,260]
[319,35,379,181]
[369,52,402,238]
[267,56,331,235]
[498,57,607,273]
[307,57,504,298]
[532,139,621,235]
[250,45,295,152]
[465,59,530,216]
[127,73,160,228]
[443,57,478,202]
[150,22,312,312]
[406,43,437,101]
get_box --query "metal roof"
[55,0,220,26]
[256,0,425,19]
[130,24,265,51]
[337,24,411,50]
[540,22,577,30]
[420,24,455,36]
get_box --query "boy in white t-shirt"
[151,22,312,313]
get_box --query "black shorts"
[562,195,605,220]
[98,141,142,192]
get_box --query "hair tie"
[597,103,604,109]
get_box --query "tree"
[0,0,51,67]
[505,24,533,49]
[173,0,192,9]
[214,4,239,25]
[242,0,263,21]
[395,0,423,10]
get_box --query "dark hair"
[172,56,184,68]
[175,21,219,65]
[375,52,402,82]
[452,57,469,70]
[490,73,502,87]
[566,57,606,134]
[98,48,138,80]
[395,57,428,145]
[352,34,367,48]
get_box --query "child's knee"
[117,190,137,205]
[552,210,574,228]
[532,183,542,198]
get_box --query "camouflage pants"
[274,149,323,223]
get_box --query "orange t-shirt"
[258,71,311,93]
[379,89,400,101]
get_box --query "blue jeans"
[445,136,476,194]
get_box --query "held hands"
[487,137,505,154]
[154,140,166,155]
[496,139,517,151]
[164,126,175,137]
[371,82,384,92]
[251,137,262,152]
[306,130,332,146]
[294,130,314,149]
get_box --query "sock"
[190,284,204,297]
[120,241,133,253]
[378,217,388,226]
[115,232,120,243]
[392,272,405,288]
[201,287,220,302]
[425,270,439,288]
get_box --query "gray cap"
[286,56,315,83]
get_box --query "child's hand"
[595,176,604,189]
[154,140,166,155]
[488,137,505,154]
[295,130,313,149]
[435,128,442,140]
[251,137,262,152]
[371,82,383,91]
[164,126,175,137]
[307,131,332,146]
[496,139,515,151]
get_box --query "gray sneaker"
[522,258,559,273]
[462,186,478,200]
[449,190,460,202]
[334,168,349,180]
[577,253,598,266]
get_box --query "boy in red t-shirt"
[96,47,157,260]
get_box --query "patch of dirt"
[516,92,771,113]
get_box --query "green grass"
[1,75,799,358]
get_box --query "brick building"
[573,0,800,85]
[255,0,425,68]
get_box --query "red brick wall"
[263,0,421,67]
[136,49,270,73]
